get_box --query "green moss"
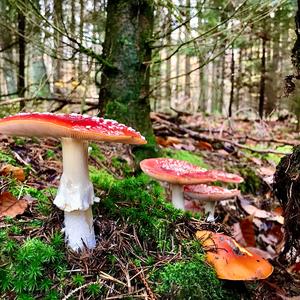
[0,150,17,165]
[163,149,209,169]
[0,237,66,298]
[152,256,224,300]
[111,156,132,176]
[227,165,261,194]
[99,174,182,241]
[90,167,116,190]
[89,143,105,160]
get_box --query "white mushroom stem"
[54,137,97,251]
[203,201,217,222]
[171,184,185,210]
[64,209,96,251]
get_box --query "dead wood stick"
[151,115,292,155]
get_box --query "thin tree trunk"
[165,9,172,109]
[184,0,191,99]
[18,10,26,109]
[228,43,235,117]
[53,0,63,95]
[259,34,266,119]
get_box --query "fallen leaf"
[239,216,256,247]
[239,198,284,224]
[195,141,213,151]
[0,164,25,181]
[155,136,181,147]
[0,191,28,218]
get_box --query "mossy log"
[273,146,300,264]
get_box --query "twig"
[62,280,103,300]
[152,114,292,155]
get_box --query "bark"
[53,0,63,95]
[165,9,172,108]
[258,33,266,119]
[274,147,300,265]
[17,10,26,109]
[99,0,157,160]
[29,0,51,98]
[292,0,300,78]
[184,0,191,99]
[228,43,235,117]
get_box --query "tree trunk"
[165,9,172,109]
[258,33,266,119]
[274,147,300,265]
[228,43,235,117]
[53,0,63,96]
[184,0,191,99]
[99,0,157,160]
[29,0,51,98]
[17,10,26,109]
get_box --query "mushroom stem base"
[64,208,96,251]
[203,201,216,222]
[171,184,184,210]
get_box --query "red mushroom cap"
[207,170,244,183]
[140,158,243,185]
[140,158,214,185]
[196,230,274,280]
[0,113,146,144]
[184,184,240,201]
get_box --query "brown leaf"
[0,164,25,181]
[155,136,181,147]
[195,141,213,151]
[0,191,28,218]
[239,216,256,247]
[239,198,284,224]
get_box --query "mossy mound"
[0,168,230,299]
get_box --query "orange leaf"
[240,216,256,247]
[195,141,213,151]
[156,136,181,147]
[1,164,25,181]
[0,192,28,218]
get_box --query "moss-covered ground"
[0,138,245,299]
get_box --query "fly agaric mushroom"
[140,158,243,210]
[184,184,241,221]
[196,230,274,280]
[0,112,146,251]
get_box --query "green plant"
[0,150,17,165]
[87,283,102,297]
[89,143,105,160]
[0,237,66,297]
[111,156,132,175]
[72,274,85,286]
[153,256,224,300]
[90,167,116,190]
[100,174,182,240]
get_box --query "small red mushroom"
[0,112,146,251]
[184,184,240,221]
[140,158,243,211]
[196,230,274,280]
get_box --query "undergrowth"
[0,152,230,299]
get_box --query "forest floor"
[0,112,299,299]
